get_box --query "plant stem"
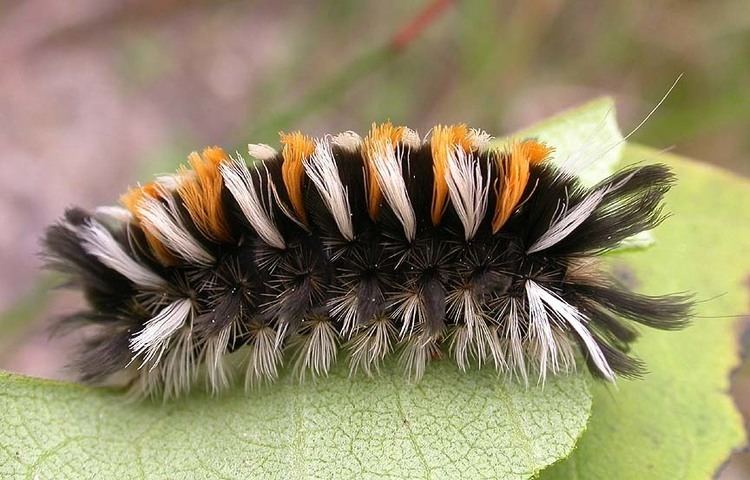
[237,0,455,145]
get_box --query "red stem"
[390,0,455,52]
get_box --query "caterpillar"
[42,123,691,399]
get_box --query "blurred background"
[1,0,748,476]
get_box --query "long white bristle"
[526,189,606,254]
[304,139,355,240]
[503,298,528,384]
[245,325,282,389]
[94,206,133,223]
[221,157,286,249]
[445,147,490,241]
[139,192,215,265]
[401,128,422,150]
[525,280,560,382]
[161,327,197,400]
[130,298,193,368]
[79,220,165,289]
[331,131,363,151]
[247,143,278,161]
[526,281,614,381]
[370,142,417,241]
[203,324,233,395]
[348,317,395,376]
[391,289,425,339]
[155,172,189,191]
[527,168,639,253]
[468,128,493,151]
[294,318,338,380]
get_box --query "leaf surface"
[1,365,589,479]
[540,145,748,479]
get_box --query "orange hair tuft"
[491,142,531,233]
[176,147,233,243]
[429,124,475,226]
[120,183,177,265]
[362,122,408,220]
[280,131,315,225]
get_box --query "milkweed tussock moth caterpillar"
[43,123,691,399]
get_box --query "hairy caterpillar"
[42,123,691,399]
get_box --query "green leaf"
[1,99,634,480]
[0,365,589,479]
[540,145,747,480]
[508,96,624,186]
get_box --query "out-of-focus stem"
[240,0,455,144]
